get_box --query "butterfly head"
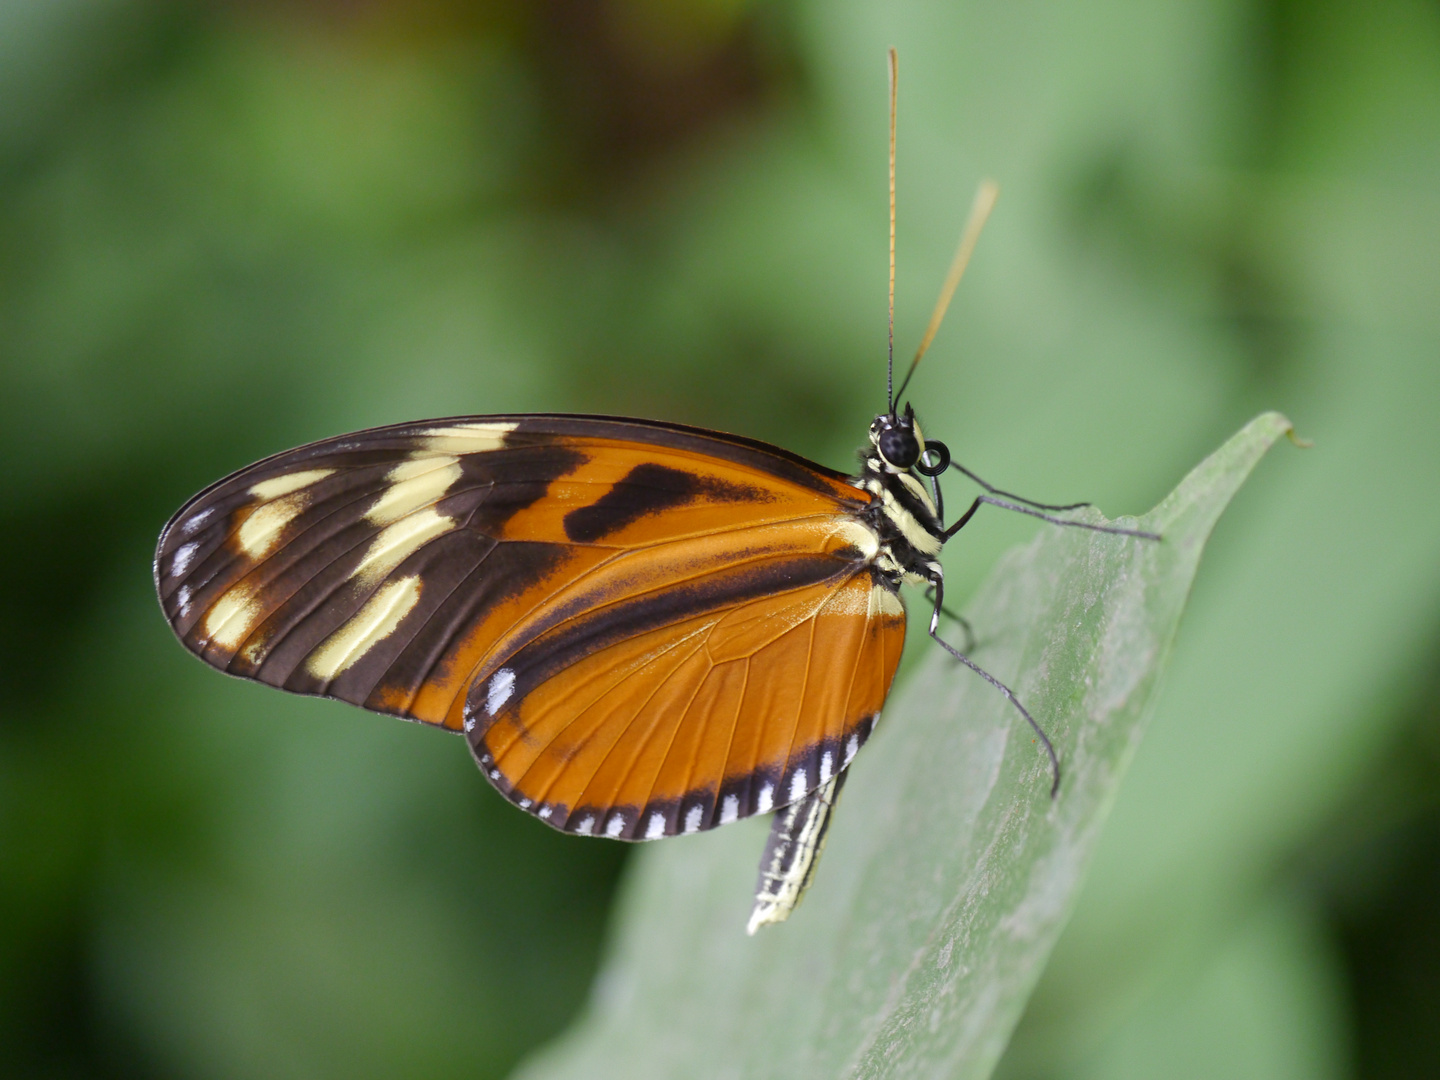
[870,403,951,479]
[870,403,924,472]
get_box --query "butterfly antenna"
[893,179,998,404]
[886,46,898,416]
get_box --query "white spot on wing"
[538,806,552,820]
[683,805,703,833]
[720,794,739,824]
[820,751,833,784]
[518,798,531,809]
[366,455,462,526]
[306,575,422,680]
[486,668,516,716]
[175,584,193,619]
[844,733,860,765]
[179,506,216,536]
[789,768,808,803]
[574,815,595,836]
[605,814,626,838]
[645,812,666,839]
[757,783,774,814]
[249,469,334,501]
[170,542,200,578]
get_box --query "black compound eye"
[878,426,921,469]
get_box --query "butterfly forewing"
[156,415,905,838]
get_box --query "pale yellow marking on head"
[366,455,462,525]
[354,507,455,587]
[307,575,422,680]
[237,493,308,558]
[414,421,518,454]
[249,469,334,501]
[203,581,265,651]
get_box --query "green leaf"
[517,413,1297,1080]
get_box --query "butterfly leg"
[941,494,984,539]
[926,470,944,521]
[942,495,1160,542]
[923,585,975,653]
[927,578,1061,798]
[948,462,1092,512]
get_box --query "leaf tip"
[1250,410,1311,447]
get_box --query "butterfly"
[153,51,1157,934]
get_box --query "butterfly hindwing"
[155,414,905,837]
[473,560,904,839]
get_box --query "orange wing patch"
[473,572,905,839]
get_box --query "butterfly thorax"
[854,448,945,590]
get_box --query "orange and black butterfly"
[153,53,1156,933]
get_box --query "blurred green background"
[2,1,1436,1077]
